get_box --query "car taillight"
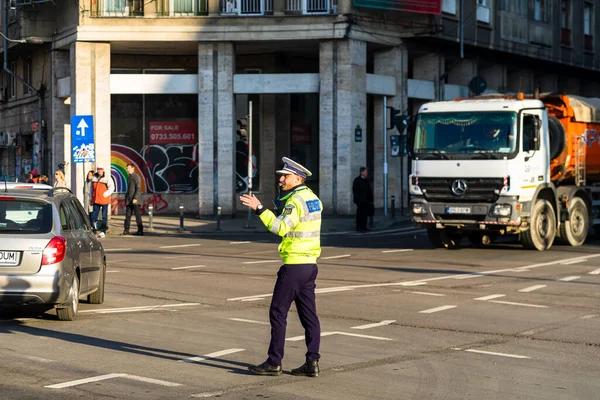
[42,236,67,266]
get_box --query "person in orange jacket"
[91,166,115,237]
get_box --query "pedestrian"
[240,157,322,378]
[53,169,68,188]
[83,170,96,225]
[31,168,39,183]
[26,172,34,183]
[91,166,115,238]
[122,163,144,236]
[352,167,373,232]
[38,175,49,185]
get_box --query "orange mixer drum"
[542,94,600,183]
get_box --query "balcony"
[584,34,594,51]
[156,0,208,15]
[529,20,553,47]
[220,0,273,15]
[91,0,144,16]
[476,4,490,23]
[286,0,338,14]
[561,28,571,46]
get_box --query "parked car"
[0,182,106,320]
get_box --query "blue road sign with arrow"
[71,115,95,163]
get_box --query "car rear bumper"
[0,264,73,305]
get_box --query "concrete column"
[480,64,507,92]
[319,39,367,215]
[259,94,277,204]
[70,42,110,207]
[413,53,443,100]
[447,59,477,87]
[373,46,408,212]
[198,42,236,215]
[51,50,70,182]
[507,69,533,93]
[208,0,220,15]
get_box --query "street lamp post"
[2,0,46,178]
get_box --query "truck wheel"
[427,228,444,248]
[559,197,588,247]
[441,228,462,249]
[520,199,556,251]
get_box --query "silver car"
[0,183,106,320]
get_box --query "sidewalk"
[108,211,411,235]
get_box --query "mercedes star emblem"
[451,179,468,196]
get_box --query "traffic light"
[388,107,409,133]
[236,117,248,140]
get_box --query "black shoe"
[132,231,144,236]
[121,231,130,236]
[248,361,282,376]
[291,360,319,377]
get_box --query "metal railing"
[220,0,272,15]
[91,0,144,16]
[156,0,208,15]
[286,0,337,14]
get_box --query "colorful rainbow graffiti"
[111,144,152,193]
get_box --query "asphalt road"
[1,224,600,399]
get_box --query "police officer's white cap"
[276,157,312,178]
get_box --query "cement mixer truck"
[408,93,600,250]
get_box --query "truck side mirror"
[406,116,416,157]
[532,116,541,151]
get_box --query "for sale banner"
[149,121,197,145]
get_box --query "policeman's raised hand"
[240,193,261,210]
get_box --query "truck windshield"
[413,111,517,159]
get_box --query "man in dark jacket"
[352,167,373,232]
[122,164,144,236]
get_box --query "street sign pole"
[383,96,388,217]
[245,101,255,229]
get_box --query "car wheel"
[57,274,79,321]
[88,262,106,304]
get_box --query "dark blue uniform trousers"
[267,263,321,366]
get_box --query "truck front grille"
[419,177,504,203]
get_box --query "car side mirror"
[94,220,107,231]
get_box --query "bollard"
[391,195,396,220]
[216,206,222,231]
[179,204,185,232]
[148,203,154,232]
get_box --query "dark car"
[0,183,106,320]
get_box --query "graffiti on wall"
[111,144,198,194]
[111,193,170,215]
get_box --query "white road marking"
[559,276,581,282]
[180,348,245,363]
[381,249,414,253]
[79,303,200,314]
[241,298,265,302]
[104,248,133,252]
[230,241,251,244]
[474,294,506,301]
[322,254,351,260]
[519,285,546,293]
[351,320,396,330]
[192,391,225,398]
[45,373,182,389]
[407,291,446,297]
[228,318,269,325]
[106,270,120,273]
[419,305,457,314]
[560,259,586,265]
[286,331,392,341]
[316,287,355,294]
[462,349,530,359]
[19,354,54,363]
[159,244,202,249]
[228,254,600,301]
[454,274,482,280]
[171,265,206,270]
[580,314,597,319]
[488,300,548,308]
[242,260,281,264]
[589,268,600,275]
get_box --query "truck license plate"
[446,207,471,214]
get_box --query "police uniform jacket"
[259,185,322,264]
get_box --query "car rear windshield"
[0,199,53,233]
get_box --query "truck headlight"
[412,203,427,215]
[491,204,512,217]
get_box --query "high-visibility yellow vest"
[259,186,322,264]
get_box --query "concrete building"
[1,0,599,215]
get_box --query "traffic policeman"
[240,157,322,378]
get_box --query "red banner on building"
[291,124,312,145]
[353,0,440,14]
[149,121,197,145]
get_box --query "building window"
[561,0,571,45]
[584,2,593,50]
[442,0,456,15]
[477,0,491,23]
[500,0,525,15]
[533,0,551,23]
[24,56,33,94]
[9,62,16,99]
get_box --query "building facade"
[1,0,599,215]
